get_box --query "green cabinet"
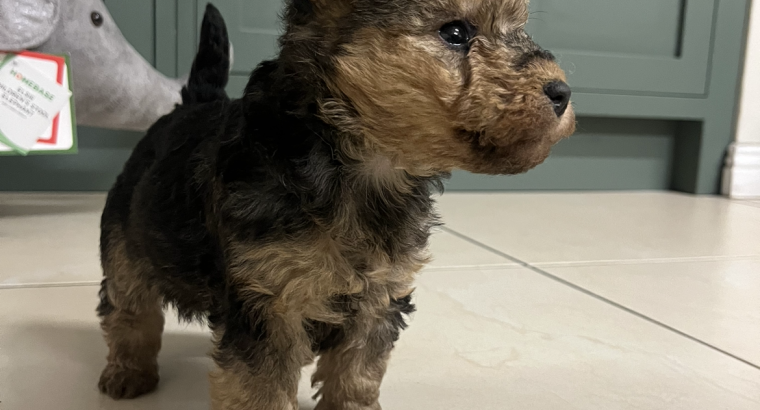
[530,0,714,96]
[205,1,280,73]
[171,0,727,100]
[0,0,750,194]
[164,0,749,194]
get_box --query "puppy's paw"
[98,364,159,399]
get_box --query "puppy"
[97,2,575,409]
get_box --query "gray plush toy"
[0,0,184,131]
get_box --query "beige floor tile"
[0,193,105,287]
[384,269,760,410]
[0,285,321,410]
[3,270,760,410]
[427,229,515,269]
[0,193,514,288]
[545,259,760,365]
[436,192,760,264]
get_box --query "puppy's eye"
[91,11,104,27]
[439,21,472,48]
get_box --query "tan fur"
[323,2,575,176]
[210,325,305,410]
[209,177,425,407]
[226,222,423,326]
[98,0,576,407]
[226,169,429,318]
[457,0,530,33]
[98,229,165,399]
[311,299,399,410]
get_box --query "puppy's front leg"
[210,313,312,410]
[312,295,414,410]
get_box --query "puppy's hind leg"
[97,229,164,400]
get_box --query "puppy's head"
[281,0,575,175]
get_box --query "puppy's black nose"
[543,81,571,117]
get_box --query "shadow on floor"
[3,322,316,410]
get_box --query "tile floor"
[1,192,759,409]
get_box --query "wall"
[723,0,760,198]
[736,0,760,145]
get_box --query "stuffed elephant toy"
[0,0,184,131]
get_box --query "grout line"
[440,226,760,372]
[424,263,524,272]
[532,254,760,268]
[0,281,101,290]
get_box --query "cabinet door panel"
[196,0,281,75]
[528,0,714,95]
[189,0,714,97]
[106,0,156,64]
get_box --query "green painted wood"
[529,0,714,95]
[0,128,142,191]
[104,0,156,65]
[531,1,685,57]
[671,121,703,192]
[177,1,198,77]
[227,75,248,98]
[447,118,677,191]
[155,0,178,76]
[671,0,752,194]
[571,92,707,120]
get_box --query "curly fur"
[96,1,575,409]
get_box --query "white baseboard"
[722,143,760,199]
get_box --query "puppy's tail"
[181,3,230,104]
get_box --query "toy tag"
[0,53,72,154]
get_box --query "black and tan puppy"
[97,1,575,409]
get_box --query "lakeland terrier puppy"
[96,1,575,409]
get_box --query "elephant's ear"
[0,0,61,51]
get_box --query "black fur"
[181,3,230,105]
[95,0,577,403]
[100,3,441,355]
[96,278,114,317]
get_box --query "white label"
[0,54,72,154]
